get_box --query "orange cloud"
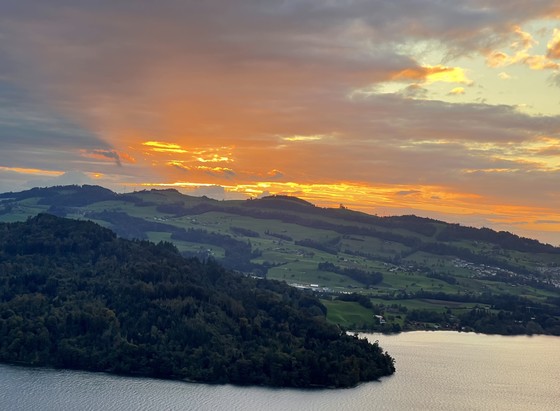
[523,55,560,70]
[167,160,190,171]
[487,26,560,71]
[547,28,560,59]
[119,152,136,164]
[511,25,537,51]
[196,166,235,177]
[487,51,509,68]
[267,169,284,179]
[282,135,325,142]
[392,65,470,84]
[448,87,465,95]
[166,160,238,179]
[195,154,232,163]
[142,141,188,153]
[137,180,526,219]
[0,166,64,176]
[487,50,559,70]
[462,168,518,174]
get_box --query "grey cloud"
[537,147,560,156]
[171,163,189,172]
[204,168,236,179]
[3,1,557,104]
[267,170,285,179]
[0,170,31,194]
[396,190,421,196]
[0,80,114,173]
[399,84,429,99]
[25,171,95,189]
[288,89,558,146]
[1,1,558,152]
[188,185,226,200]
[0,85,109,150]
[550,72,560,88]
[89,150,122,167]
[254,93,560,209]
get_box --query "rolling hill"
[1,184,559,334]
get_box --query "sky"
[1,1,560,245]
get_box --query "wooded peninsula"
[0,214,395,388]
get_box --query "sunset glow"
[1,1,560,244]
[0,167,64,177]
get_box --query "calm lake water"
[1,331,559,411]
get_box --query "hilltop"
[1,184,559,335]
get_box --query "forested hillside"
[0,214,394,388]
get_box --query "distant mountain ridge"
[1,184,558,281]
[1,184,556,252]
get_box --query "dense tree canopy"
[0,214,394,388]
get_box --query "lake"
[1,331,558,410]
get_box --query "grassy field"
[369,297,489,312]
[322,299,378,328]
